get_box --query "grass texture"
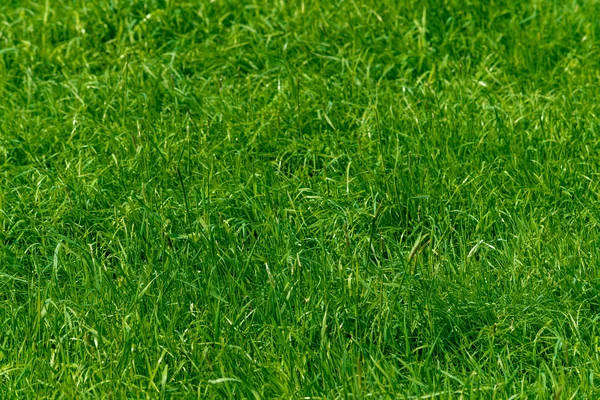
[1,0,600,398]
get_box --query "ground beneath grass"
[1,0,600,398]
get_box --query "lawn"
[1,0,600,398]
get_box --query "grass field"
[1,0,600,398]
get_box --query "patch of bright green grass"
[1,0,600,397]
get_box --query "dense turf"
[1,0,600,398]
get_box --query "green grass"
[1,0,600,398]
